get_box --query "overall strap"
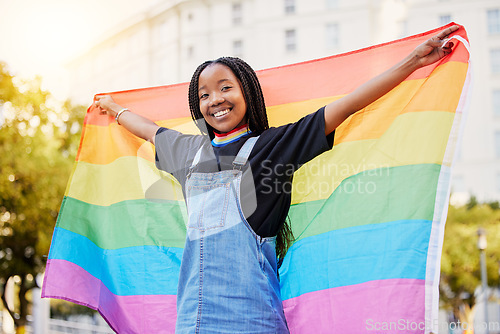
[188,135,260,172]
[233,136,260,169]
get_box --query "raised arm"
[94,95,159,144]
[324,25,459,135]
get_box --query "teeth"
[213,109,230,117]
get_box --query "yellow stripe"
[67,155,184,206]
[69,111,453,206]
[157,117,200,134]
[77,61,466,165]
[290,110,455,204]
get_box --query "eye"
[221,86,232,91]
[199,93,208,99]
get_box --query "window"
[326,23,339,49]
[285,29,296,52]
[439,15,452,26]
[233,40,243,57]
[491,49,500,74]
[495,131,500,157]
[187,45,194,59]
[494,90,500,116]
[232,3,242,25]
[487,9,500,34]
[326,0,339,9]
[285,0,295,14]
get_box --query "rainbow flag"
[43,23,470,333]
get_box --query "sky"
[0,0,158,99]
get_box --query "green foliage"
[50,299,96,320]
[440,202,500,318]
[487,200,500,211]
[466,195,478,210]
[0,61,85,328]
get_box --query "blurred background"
[0,0,499,333]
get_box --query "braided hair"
[188,57,294,262]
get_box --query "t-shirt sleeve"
[154,127,206,178]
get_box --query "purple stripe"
[43,260,425,333]
[42,259,177,333]
[283,279,426,334]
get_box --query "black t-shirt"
[155,107,334,238]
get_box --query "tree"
[0,62,85,333]
[440,201,500,329]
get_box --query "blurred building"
[66,0,500,203]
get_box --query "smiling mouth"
[212,108,231,118]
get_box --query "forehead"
[198,63,239,88]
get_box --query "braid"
[276,216,295,266]
[188,57,294,262]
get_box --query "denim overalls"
[175,136,289,334]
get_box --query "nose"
[209,92,224,107]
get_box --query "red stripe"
[84,23,468,128]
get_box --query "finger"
[443,40,454,50]
[436,25,459,40]
[427,37,446,48]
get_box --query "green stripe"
[57,197,187,249]
[58,164,439,249]
[290,164,440,241]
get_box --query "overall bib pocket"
[186,181,231,231]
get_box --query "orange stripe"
[84,23,468,127]
[77,118,197,164]
[265,61,467,140]
[335,61,468,144]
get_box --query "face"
[198,63,247,133]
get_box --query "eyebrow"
[198,78,232,92]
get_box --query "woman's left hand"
[412,25,459,68]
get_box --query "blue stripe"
[279,219,432,300]
[49,227,183,296]
[50,220,430,298]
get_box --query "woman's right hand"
[93,94,159,143]
[94,95,122,117]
